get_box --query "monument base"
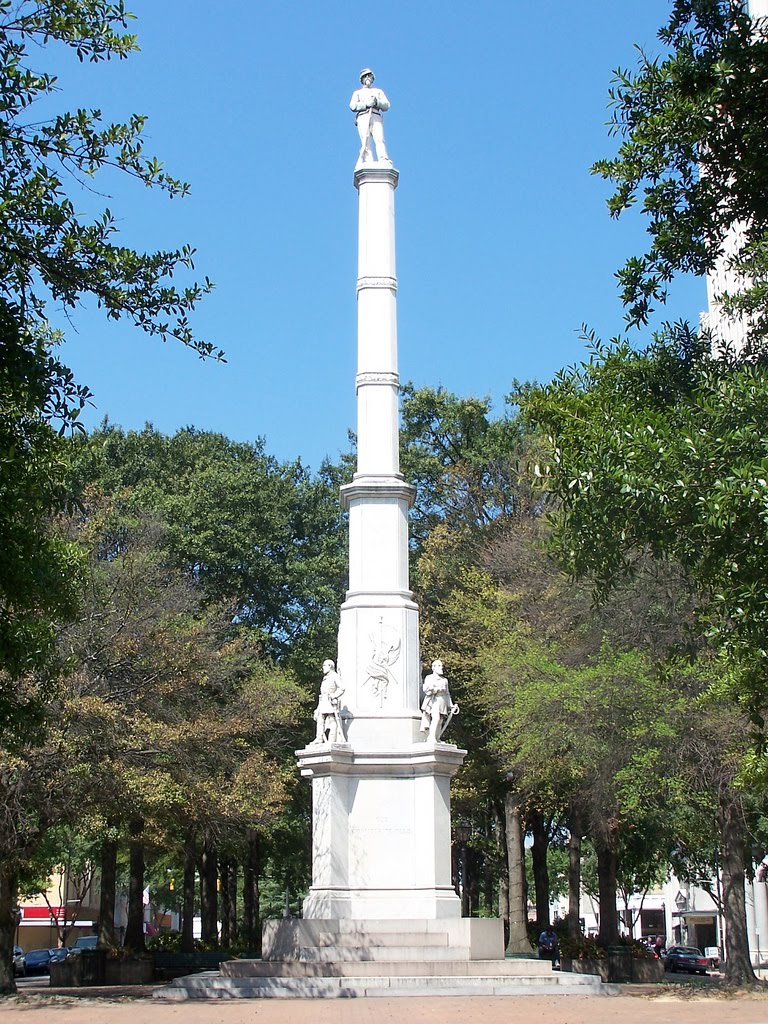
[262,917,505,962]
[297,741,466,921]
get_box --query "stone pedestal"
[298,742,463,920]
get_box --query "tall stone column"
[335,165,422,749]
[295,78,467,923]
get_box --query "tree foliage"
[0,0,217,356]
[593,0,768,342]
[400,384,536,551]
[0,301,85,728]
[0,0,216,720]
[69,424,348,679]
[520,327,768,716]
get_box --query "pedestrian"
[538,924,560,968]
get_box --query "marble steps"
[280,929,454,947]
[156,970,617,1000]
[284,944,476,962]
[221,958,554,978]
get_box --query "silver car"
[13,945,25,977]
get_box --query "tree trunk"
[219,857,231,948]
[123,819,145,952]
[595,835,619,947]
[200,835,218,945]
[494,800,510,947]
[504,790,531,954]
[483,811,494,915]
[718,792,758,985]
[242,841,255,949]
[227,856,239,942]
[181,829,196,953]
[97,836,118,948]
[219,857,237,948]
[529,809,550,929]
[567,809,583,940]
[250,831,261,955]
[0,862,18,995]
[468,848,480,916]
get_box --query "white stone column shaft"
[354,165,401,477]
[337,164,422,744]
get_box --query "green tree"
[668,693,765,985]
[520,329,768,716]
[0,0,215,744]
[0,303,86,727]
[404,387,691,949]
[593,0,768,342]
[54,495,304,951]
[400,384,534,552]
[0,0,215,358]
[69,425,348,680]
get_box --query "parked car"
[663,945,709,975]
[48,947,70,964]
[23,949,52,974]
[71,935,98,952]
[12,946,25,977]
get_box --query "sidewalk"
[3,989,768,1024]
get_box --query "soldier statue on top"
[350,68,391,167]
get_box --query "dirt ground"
[4,990,768,1024]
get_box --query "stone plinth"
[298,742,464,920]
[262,918,504,962]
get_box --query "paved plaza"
[4,991,768,1024]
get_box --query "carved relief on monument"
[362,618,401,708]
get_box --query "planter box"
[562,957,610,982]
[562,955,664,984]
[49,958,83,987]
[153,951,232,980]
[104,959,154,985]
[630,958,664,983]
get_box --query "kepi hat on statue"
[359,68,374,82]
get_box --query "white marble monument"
[294,69,474,928]
[159,74,610,994]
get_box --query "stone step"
[156,971,618,1000]
[222,957,554,978]
[262,917,504,962]
[292,944,473,962]
[293,930,454,947]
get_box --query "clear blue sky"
[46,0,705,470]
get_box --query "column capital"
[354,165,399,191]
[340,475,415,511]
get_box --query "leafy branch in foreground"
[593,0,768,345]
[0,0,218,357]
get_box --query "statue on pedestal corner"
[420,659,459,743]
[312,659,347,744]
[350,68,392,167]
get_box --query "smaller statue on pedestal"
[420,659,459,743]
[350,68,391,167]
[312,659,347,744]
